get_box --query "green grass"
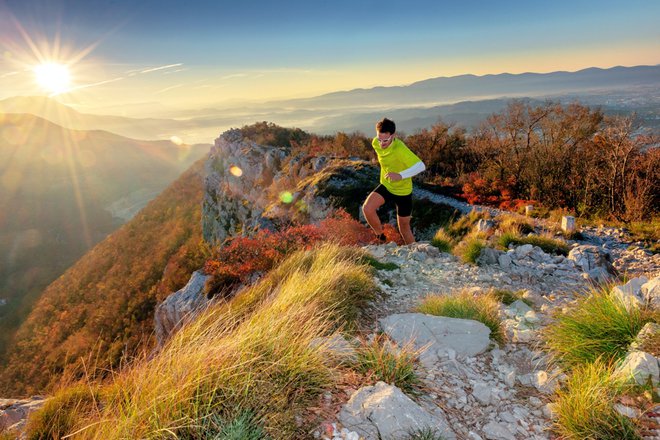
[361,254,399,271]
[490,288,532,307]
[445,210,489,241]
[25,244,377,439]
[407,427,447,439]
[416,290,505,345]
[628,219,660,254]
[430,228,453,253]
[454,236,486,264]
[553,360,641,440]
[354,335,421,395]
[497,232,570,256]
[544,286,653,369]
[178,410,270,440]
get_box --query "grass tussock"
[445,210,490,241]
[544,285,652,369]
[497,214,535,235]
[497,232,570,256]
[416,290,505,345]
[430,228,454,253]
[407,427,448,439]
[25,384,101,440]
[354,335,421,395]
[490,288,532,307]
[553,359,641,440]
[26,244,376,440]
[453,234,487,264]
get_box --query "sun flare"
[33,63,71,94]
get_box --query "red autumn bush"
[202,209,388,298]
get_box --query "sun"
[33,63,71,95]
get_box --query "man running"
[362,118,426,245]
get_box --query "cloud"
[68,76,125,92]
[140,63,183,74]
[155,83,185,94]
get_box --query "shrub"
[25,384,100,440]
[354,335,421,395]
[544,286,652,368]
[553,360,641,440]
[416,290,505,344]
[430,228,453,253]
[203,209,374,298]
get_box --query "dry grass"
[25,244,376,440]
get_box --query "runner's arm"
[398,161,426,179]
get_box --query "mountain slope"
[0,113,209,363]
[0,157,207,396]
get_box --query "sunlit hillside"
[0,156,208,395]
[0,113,209,362]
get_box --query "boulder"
[642,277,660,308]
[154,271,211,345]
[379,313,491,359]
[614,351,660,386]
[338,381,456,440]
[0,397,45,431]
[477,247,504,266]
[567,245,616,281]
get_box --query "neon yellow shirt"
[371,137,422,196]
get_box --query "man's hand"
[385,172,402,182]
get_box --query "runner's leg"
[363,192,386,235]
[397,215,415,244]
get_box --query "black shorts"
[373,184,413,217]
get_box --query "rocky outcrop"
[154,271,211,345]
[567,244,617,281]
[202,129,290,244]
[0,397,45,433]
[338,381,456,440]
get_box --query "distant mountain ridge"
[277,64,660,109]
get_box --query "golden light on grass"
[33,62,71,95]
[229,165,243,177]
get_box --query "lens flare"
[229,166,243,177]
[279,191,294,204]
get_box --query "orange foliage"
[203,209,378,297]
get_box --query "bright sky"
[0,0,659,114]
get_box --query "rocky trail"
[316,194,660,440]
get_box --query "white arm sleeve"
[398,161,426,179]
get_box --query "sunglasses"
[377,135,393,145]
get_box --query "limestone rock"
[642,277,660,308]
[567,245,616,281]
[614,351,660,386]
[0,397,45,431]
[379,313,491,358]
[477,247,504,266]
[154,271,211,345]
[338,381,456,440]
